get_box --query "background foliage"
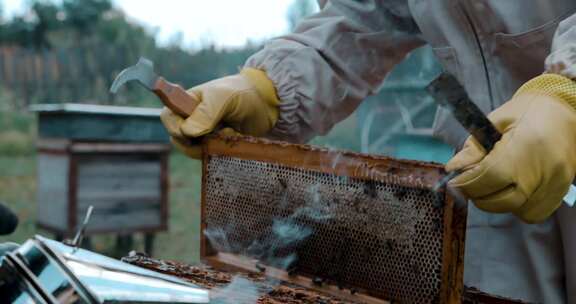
[0,0,263,110]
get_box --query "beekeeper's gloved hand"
[446,74,576,223]
[160,68,280,158]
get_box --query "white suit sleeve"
[245,0,425,143]
[545,13,576,79]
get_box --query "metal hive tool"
[200,134,467,304]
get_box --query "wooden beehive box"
[31,103,170,237]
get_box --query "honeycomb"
[203,152,450,304]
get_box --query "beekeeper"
[161,1,576,302]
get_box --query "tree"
[0,0,263,108]
[31,1,61,48]
[62,0,111,34]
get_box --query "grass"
[0,112,35,156]
[155,154,203,263]
[0,156,37,246]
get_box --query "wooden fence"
[0,45,257,111]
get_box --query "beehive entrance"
[201,135,465,304]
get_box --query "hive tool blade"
[110,57,199,117]
[110,57,158,93]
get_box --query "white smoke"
[211,276,260,304]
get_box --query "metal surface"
[201,135,466,304]
[427,73,501,152]
[0,236,210,303]
[110,57,200,117]
[427,73,502,192]
[110,57,157,93]
[70,206,94,250]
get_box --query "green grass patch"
[0,156,37,247]
[0,111,34,133]
[0,111,35,156]
[153,153,203,263]
[0,131,35,156]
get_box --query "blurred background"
[0,0,451,262]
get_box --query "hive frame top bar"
[202,134,447,191]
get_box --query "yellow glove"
[446,74,576,223]
[160,68,280,158]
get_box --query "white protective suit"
[245,1,576,303]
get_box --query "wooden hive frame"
[200,135,466,304]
